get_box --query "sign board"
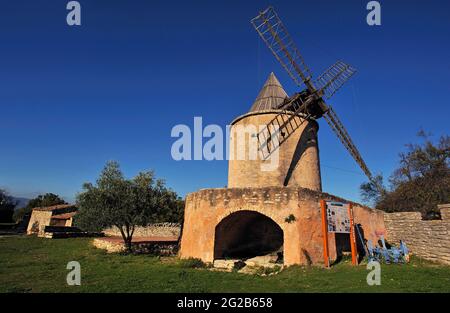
[326,201,350,233]
[321,200,358,267]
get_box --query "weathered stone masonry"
[103,223,181,238]
[384,204,450,265]
[180,72,387,266]
[180,186,385,266]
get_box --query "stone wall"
[103,223,181,238]
[92,237,178,255]
[93,238,126,253]
[27,211,52,235]
[384,204,450,265]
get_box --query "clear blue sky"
[1,0,449,204]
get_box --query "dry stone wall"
[103,223,181,238]
[92,238,178,255]
[384,204,450,265]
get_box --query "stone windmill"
[229,6,377,192]
[179,7,386,267]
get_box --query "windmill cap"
[249,72,288,112]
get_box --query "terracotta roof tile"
[51,212,77,220]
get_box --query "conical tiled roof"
[249,72,288,112]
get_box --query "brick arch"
[213,209,284,260]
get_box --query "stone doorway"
[214,210,283,262]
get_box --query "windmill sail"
[323,106,373,181]
[257,96,313,158]
[251,6,378,186]
[315,61,357,99]
[251,6,314,91]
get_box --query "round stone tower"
[228,72,322,191]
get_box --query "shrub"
[285,214,296,223]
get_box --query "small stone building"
[180,73,387,266]
[27,204,78,236]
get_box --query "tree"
[13,193,66,222]
[75,161,183,251]
[27,193,67,208]
[360,174,386,204]
[360,132,450,219]
[0,189,17,223]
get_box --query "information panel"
[326,201,350,233]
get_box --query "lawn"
[0,236,449,293]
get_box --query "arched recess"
[214,210,284,260]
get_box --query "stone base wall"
[384,204,450,265]
[180,187,386,266]
[103,223,181,238]
[92,238,178,255]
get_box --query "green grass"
[0,236,449,293]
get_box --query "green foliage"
[361,132,450,218]
[0,189,16,223]
[13,193,66,222]
[284,214,296,223]
[28,193,66,208]
[13,208,28,223]
[360,174,385,204]
[75,161,183,251]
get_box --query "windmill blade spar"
[323,106,373,182]
[251,7,315,91]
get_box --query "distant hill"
[13,197,30,210]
